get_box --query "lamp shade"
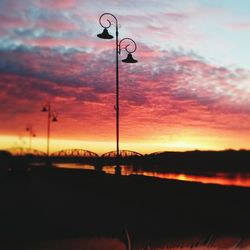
[52,116,58,122]
[97,28,113,39]
[122,53,138,63]
[41,106,48,112]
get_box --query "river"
[55,163,250,188]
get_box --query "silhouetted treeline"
[140,150,250,173]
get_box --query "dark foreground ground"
[1,166,250,249]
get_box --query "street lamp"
[41,102,58,160]
[26,125,36,150]
[97,13,138,175]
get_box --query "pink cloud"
[0,15,27,29]
[37,20,79,31]
[37,0,77,10]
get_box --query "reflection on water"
[56,163,250,187]
[56,163,95,171]
[137,172,250,188]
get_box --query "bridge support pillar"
[115,165,121,175]
[94,164,103,173]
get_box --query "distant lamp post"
[97,13,138,174]
[26,125,36,150]
[41,103,58,158]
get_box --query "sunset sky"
[0,0,250,154]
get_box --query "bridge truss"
[101,150,143,158]
[51,149,99,157]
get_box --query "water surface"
[55,163,250,188]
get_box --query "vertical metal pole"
[116,25,119,162]
[29,129,32,150]
[47,104,51,158]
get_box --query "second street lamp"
[97,13,138,174]
[41,102,58,161]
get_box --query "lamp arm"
[99,13,118,29]
[118,38,137,54]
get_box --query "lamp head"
[52,116,58,122]
[122,53,138,63]
[97,28,113,39]
[41,106,48,112]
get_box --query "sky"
[0,0,250,154]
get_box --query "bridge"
[4,148,143,158]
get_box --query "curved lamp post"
[26,125,36,150]
[41,103,58,160]
[97,13,138,175]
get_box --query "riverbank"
[1,167,250,248]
